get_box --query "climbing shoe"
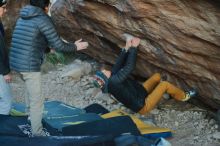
[182,89,198,101]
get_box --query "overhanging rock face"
[5,0,220,111]
[50,0,220,111]
[3,0,29,44]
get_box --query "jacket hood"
[20,5,46,19]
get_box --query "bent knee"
[160,81,170,87]
[152,73,161,82]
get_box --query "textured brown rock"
[4,0,220,111]
[2,0,29,45]
[50,0,220,111]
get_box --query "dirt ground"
[10,56,220,146]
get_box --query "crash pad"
[62,116,141,137]
[101,110,172,138]
[44,113,103,131]
[10,101,85,118]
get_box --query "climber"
[93,36,197,114]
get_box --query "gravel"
[10,58,220,146]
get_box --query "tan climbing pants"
[139,73,186,115]
[20,72,44,136]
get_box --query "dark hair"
[100,64,112,71]
[30,0,50,10]
[0,0,7,7]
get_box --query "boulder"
[2,0,29,45]
[4,0,220,111]
[61,60,92,80]
[50,0,220,111]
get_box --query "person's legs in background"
[0,75,12,115]
[21,72,46,136]
[20,73,31,119]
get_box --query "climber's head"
[99,64,112,79]
[93,64,112,90]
